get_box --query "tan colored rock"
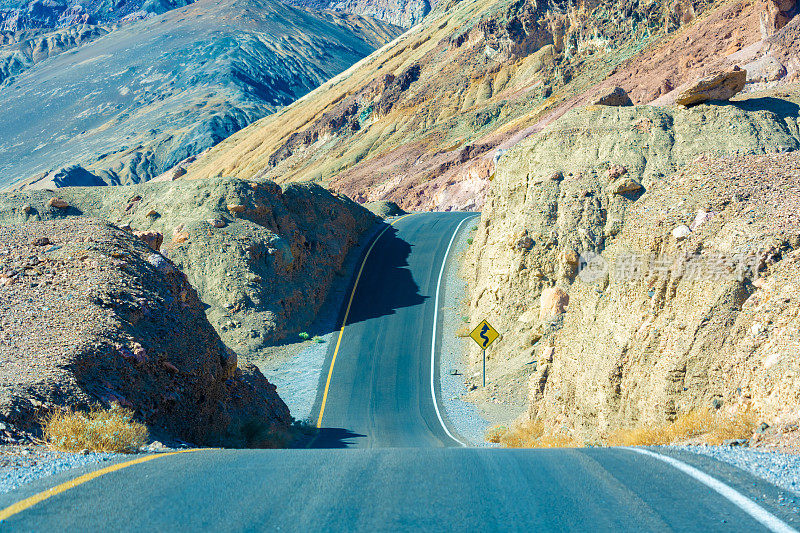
[146,209,159,218]
[539,286,569,321]
[610,177,643,195]
[675,68,747,107]
[133,231,164,252]
[47,198,69,209]
[209,218,226,228]
[591,86,633,107]
[172,231,189,244]
[759,0,798,36]
[562,249,579,267]
[22,204,32,214]
[541,346,555,363]
[227,204,246,214]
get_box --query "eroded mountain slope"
[284,0,436,28]
[185,0,798,211]
[0,0,401,190]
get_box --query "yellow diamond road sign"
[470,320,499,349]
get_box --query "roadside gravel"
[673,445,800,497]
[439,215,494,447]
[0,445,124,494]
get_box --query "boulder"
[591,86,633,107]
[133,230,163,252]
[610,177,643,195]
[47,197,69,209]
[744,55,787,83]
[672,225,692,239]
[539,286,569,321]
[675,68,747,107]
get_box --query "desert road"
[0,212,797,532]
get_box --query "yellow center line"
[0,448,203,522]
[316,213,415,428]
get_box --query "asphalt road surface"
[0,212,798,532]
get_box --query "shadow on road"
[342,225,427,328]
[304,428,366,449]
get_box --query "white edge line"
[430,214,478,448]
[626,447,798,533]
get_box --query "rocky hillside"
[0,0,193,31]
[0,24,108,84]
[0,178,378,358]
[0,219,292,446]
[284,0,436,28]
[185,0,799,211]
[0,0,401,191]
[464,86,800,445]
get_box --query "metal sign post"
[482,349,486,387]
[469,319,499,388]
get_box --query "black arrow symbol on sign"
[480,324,490,347]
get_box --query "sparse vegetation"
[299,331,311,340]
[487,419,581,448]
[471,226,478,231]
[466,238,474,245]
[607,409,758,446]
[40,404,149,453]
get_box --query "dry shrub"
[40,404,149,453]
[608,409,757,446]
[486,419,581,448]
[455,325,471,337]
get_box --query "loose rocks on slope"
[0,219,291,446]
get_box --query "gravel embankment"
[0,445,125,494]
[439,216,494,447]
[674,445,800,498]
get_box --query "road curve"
[311,211,475,448]
[0,211,798,532]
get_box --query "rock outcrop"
[591,87,633,107]
[285,0,435,28]
[465,90,800,444]
[674,67,748,106]
[0,178,378,358]
[759,0,799,36]
[0,219,292,446]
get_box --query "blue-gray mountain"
[0,0,401,190]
